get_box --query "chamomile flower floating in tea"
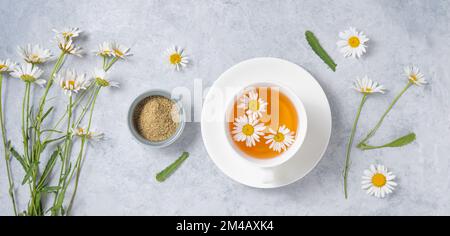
[93,68,119,88]
[228,86,299,158]
[10,63,45,86]
[165,46,189,71]
[265,125,295,153]
[238,90,268,119]
[405,65,427,86]
[0,59,16,72]
[53,27,82,40]
[353,76,385,94]
[232,115,266,147]
[72,127,104,141]
[337,27,369,58]
[58,38,83,57]
[57,69,88,96]
[362,164,397,198]
[111,42,132,59]
[17,44,52,64]
[94,41,113,57]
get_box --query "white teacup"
[224,82,308,169]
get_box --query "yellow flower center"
[409,74,417,82]
[0,64,6,70]
[77,127,85,134]
[248,100,260,111]
[63,32,74,38]
[242,124,255,136]
[348,36,360,48]
[273,132,285,142]
[170,53,182,65]
[114,49,124,57]
[101,49,111,56]
[20,74,35,82]
[371,173,387,187]
[96,77,110,87]
[362,87,372,93]
[30,54,41,62]
[67,80,76,89]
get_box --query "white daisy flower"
[264,125,295,153]
[232,115,266,147]
[53,27,82,40]
[17,44,52,64]
[10,63,45,86]
[405,65,427,86]
[111,42,132,59]
[337,27,369,58]
[362,164,397,198]
[58,38,83,57]
[93,68,119,88]
[94,41,113,57]
[353,76,385,94]
[238,90,268,119]
[165,46,189,71]
[72,127,104,141]
[0,59,16,73]
[56,69,88,96]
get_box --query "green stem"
[66,87,101,215]
[37,52,66,121]
[51,95,73,216]
[43,83,94,142]
[22,83,30,163]
[357,82,412,148]
[0,74,18,215]
[344,94,367,199]
[105,57,119,71]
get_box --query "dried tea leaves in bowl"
[133,96,180,142]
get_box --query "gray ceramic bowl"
[127,89,185,148]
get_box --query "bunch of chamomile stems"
[0,28,131,216]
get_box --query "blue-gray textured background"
[0,0,449,215]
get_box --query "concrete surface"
[0,0,449,215]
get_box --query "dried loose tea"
[133,96,179,142]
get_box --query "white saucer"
[201,57,332,188]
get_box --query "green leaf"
[9,145,28,171]
[305,31,337,72]
[40,186,61,193]
[37,148,60,190]
[381,133,416,148]
[41,106,54,122]
[22,166,33,185]
[156,152,189,182]
[359,133,416,150]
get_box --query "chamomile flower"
[165,46,189,71]
[72,127,104,141]
[362,164,397,198]
[238,90,268,119]
[18,44,52,64]
[0,59,16,73]
[53,27,82,40]
[56,69,88,96]
[264,125,295,152]
[232,115,266,147]
[111,42,131,59]
[93,68,119,88]
[58,38,83,57]
[353,76,385,94]
[10,63,45,86]
[405,65,427,86]
[94,41,113,57]
[337,27,369,58]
